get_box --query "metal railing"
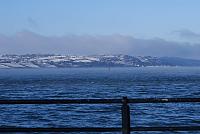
[0,97,200,133]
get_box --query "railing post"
[121,97,130,134]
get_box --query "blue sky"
[1,0,200,58]
[0,0,200,38]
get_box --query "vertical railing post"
[121,96,130,134]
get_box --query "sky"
[1,0,200,59]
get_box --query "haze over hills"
[0,54,200,69]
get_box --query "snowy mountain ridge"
[0,54,200,68]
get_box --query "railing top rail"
[0,98,200,104]
[129,98,200,103]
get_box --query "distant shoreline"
[0,66,200,70]
[1,54,200,69]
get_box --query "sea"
[0,67,200,134]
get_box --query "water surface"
[0,67,200,134]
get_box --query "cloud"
[0,30,200,59]
[27,17,39,29]
[174,29,200,40]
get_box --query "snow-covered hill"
[0,54,200,68]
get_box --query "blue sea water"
[0,67,200,134]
